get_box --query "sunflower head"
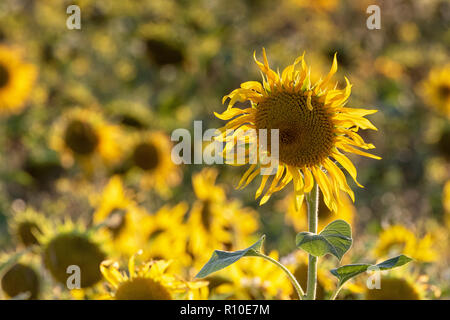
[41,221,107,288]
[100,251,207,300]
[64,119,99,155]
[374,225,437,263]
[50,108,122,169]
[365,277,421,300]
[421,64,450,119]
[133,142,160,171]
[216,49,380,211]
[1,263,40,300]
[0,45,37,115]
[8,208,49,248]
[129,131,182,196]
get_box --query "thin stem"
[254,252,305,300]
[330,285,343,300]
[305,183,319,300]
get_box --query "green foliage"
[195,235,265,278]
[296,220,352,261]
[331,255,413,286]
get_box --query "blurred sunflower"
[0,45,37,116]
[186,169,259,267]
[0,253,41,300]
[365,277,423,300]
[50,107,123,173]
[373,225,437,263]
[139,203,191,270]
[421,64,450,118]
[8,207,49,248]
[278,191,355,232]
[211,251,293,300]
[100,252,208,300]
[216,49,380,211]
[40,219,109,289]
[128,131,182,197]
[91,175,147,257]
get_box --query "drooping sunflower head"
[8,207,49,248]
[216,49,380,211]
[0,45,37,116]
[129,131,182,196]
[421,64,450,119]
[40,220,108,288]
[100,251,207,300]
[50,107,123,169]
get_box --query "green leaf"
[330,255,413,286]
[295,219,352,260]
[195,235,265,279]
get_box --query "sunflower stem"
[254,252,305,300]
[305,182,319,300]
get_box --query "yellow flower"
[286,0,340,12]
[421,64,450,119]
[139,203,191,270]
[128,131,182,197]
[1,263,40,300]
[186,169,259,267]
[365,277,421,300]
[91,176,147,257]
[50,107,123,172]
[40,219,109,288]
[0,252,41,300]
[373,225,437,263]
[100,252,208,300]
[278,191,355,232]
[0,45,37,115]
[8,207,49,248]
[216,49,380,211]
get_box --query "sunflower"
[186,169,259,268]
[39,219,109,289]
[215,49,380,211]
[421,64,450,119]
[8,207,49,248]
[365,277,422,300]
[278,190,355,232]
[91,175,147,257]
[0,45,37,116]
[49,107,123,172]
[373,225,437,263]
[139,203,191,270]
[128,131,182,197]
[0,252,41,300]
[100,252,208,300]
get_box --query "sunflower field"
[0,0,449,301]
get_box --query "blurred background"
[0,0,449,300]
